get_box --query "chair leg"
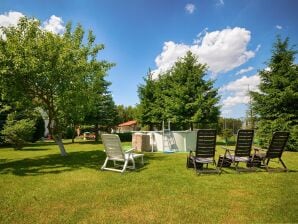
[101,157,109,170]
[121,160,129,173]
[279,158,288,171]
[235,161,239,173]
[264,159,270,172]
[131,158,136,169]
[214,159,220,174]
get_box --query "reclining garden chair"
[101,134,144,173]
[220,129,254,173]
[254,131,289,172]
[188,129,219,175]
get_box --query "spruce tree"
[251,37,298,150]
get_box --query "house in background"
[116,120,138,133]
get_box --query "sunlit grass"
[0,139,297,223]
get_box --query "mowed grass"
[0,140,297,224]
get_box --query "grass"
[0,140,297,224]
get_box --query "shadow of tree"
[0,150,107,176]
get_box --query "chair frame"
[101,134,144,173]
[188,129,219,175]
[254,131,289,172]
[220,129,255,173]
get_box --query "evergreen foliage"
[251,37,298,150]
[1,114,35,150]
[138,51,220,130]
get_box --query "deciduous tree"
[0,17,113,155]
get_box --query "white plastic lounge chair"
[101,134,144,173]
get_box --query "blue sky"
[1,0,297,118]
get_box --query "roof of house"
[118,120,137,127]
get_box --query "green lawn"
[0,140,297,224]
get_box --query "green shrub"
[221,129,233,145]
[1,116,36,150]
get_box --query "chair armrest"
[125,148,135,153]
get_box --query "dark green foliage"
[31,116,45,142]
[138,52,220,130]
[116,132,133,142]
[251,37,298,150]
[1,114,35,150]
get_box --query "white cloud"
[276,25,282,30]
[185,4,196,14]
[0,11,25,39]
[0,11,24,27]
[43,15,65,34]
[0,11,65,36]
[220,74,260,108]
[153,27,256,77]
[235,66,254,75]
[216,0,224,6]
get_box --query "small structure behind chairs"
[101,134,144,173]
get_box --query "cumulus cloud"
[0,11,65,36]
[276,25,282,30]
[0,11,24,27]
[235,66,254,75]
[43,15,65,34]
[153,27,256,78]
[185,3,196,14]
[220,74,260,108]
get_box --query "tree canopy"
[251,37,298,150]
[138,51,220,130]
[0,17,114,155]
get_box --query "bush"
[1,116,36,150]
[221,129,233,145]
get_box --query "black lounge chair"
[254,131,290,172]
[220,129,254,172]
[188,129,219,175]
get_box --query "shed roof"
[118,120,137,127]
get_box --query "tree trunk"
[94,123,99,142]
[54,134,67,156]
[71,124,75,143]
[190,123,194,131]
[47,115,67,156]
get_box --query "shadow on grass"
[0,149,150,176]
[0,150,107,176]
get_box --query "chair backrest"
[235,129,254,157]
[101,134,125,159]
[266,131,289,158]
[195,129,217,158]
